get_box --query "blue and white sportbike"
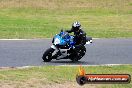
[42,30,92,62]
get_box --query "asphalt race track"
[0,38,132,67]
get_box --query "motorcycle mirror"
[61,29,63,32]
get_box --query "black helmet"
[72,21,81,31]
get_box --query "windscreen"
[60,32,69,39]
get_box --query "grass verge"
[0,0,132,38]
[0,65,132,88]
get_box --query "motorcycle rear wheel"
[78,46,86,60]
[69,46,86,62]
[69,49,80,62]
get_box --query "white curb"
[0,38,99,40]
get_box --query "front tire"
[42,48,54,62]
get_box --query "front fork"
[50,45,61,59]
[51,45,57,50]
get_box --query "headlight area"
[54,38,60,45]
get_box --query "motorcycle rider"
[66,21,87,49]
[51,21,87,61]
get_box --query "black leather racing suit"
[66,28,86,48]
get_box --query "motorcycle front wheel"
[42,48,54,62]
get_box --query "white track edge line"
[0,64,131,69]
[0,38,99,40]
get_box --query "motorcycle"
[42,30,92,62]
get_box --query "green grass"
[0,0,132,38]
[0,65,132,88]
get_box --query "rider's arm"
[65,28,73,33]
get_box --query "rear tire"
[42,48,54,62]
[69,46,86,62]
[70,54,79,62]
[69,49,79,62]
[78,46,86,60]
